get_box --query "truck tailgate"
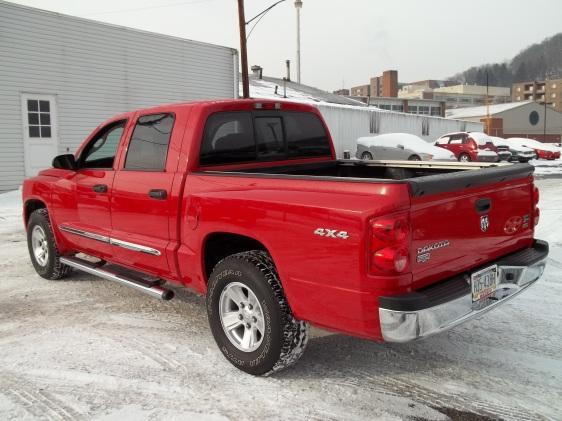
[408,166,535,289]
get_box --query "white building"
[0,1,238,191]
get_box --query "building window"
[517,87,521,92]
[27,99,52,138]
[430,107,441,116]
[419,106,430,115]
[516,96,521,101]
[391,105,403,112]
[529,111,539,126]
[409,105,418,114]
[125,113,175,171]
[552,83,557,89]
[552,93,557,98]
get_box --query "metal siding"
[0,1,237,191]
[316,104,484,158]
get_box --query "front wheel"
[206,251,309,375]
[27,208,71,280]
[408,155,421,161]
[361,151,373,160]
[458,153,471,162]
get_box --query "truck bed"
[201,159,534,197]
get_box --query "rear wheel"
[27,208,71,280]
[361,151,373,160]
[206,250,309,375]
[458,153,471,162]
[408,155,421,161]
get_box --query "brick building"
[350,70,398,98]
[512,79,562,111]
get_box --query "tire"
[206,250,309,375]
[361,151,373,160]
[27,208,71,280]
[458,153,471,162]
[408,155,421,161]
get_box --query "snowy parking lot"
[1,168,561,420]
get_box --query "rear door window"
[124,113,174,171]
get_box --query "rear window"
[199,111,331,166]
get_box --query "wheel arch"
[24,198,47,227]
[202,231,271,283]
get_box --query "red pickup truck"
[23,99,548,375]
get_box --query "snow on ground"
[531,158,562,176]
[1,171,561,420]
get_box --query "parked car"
[506,138,561,160]
[489,136,536,163]
[22,99,548,375]
[435,132,499,162]
[356,133,456,161]
[470,132,512,161]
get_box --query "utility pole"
[238,0,250,98]
[485,70,490,135]
[542,76,548,142]
[295,0,302,84]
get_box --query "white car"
[356,133,456,161]
[489,136,536,162]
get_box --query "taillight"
[533,186,540,205]
[533,185,540,226]
[369,212,410,275]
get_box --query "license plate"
[471,265,498,302]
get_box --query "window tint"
[199,111,331,166]
[255,117,284,158]
[200,112,255,165]
[82,122,125,169]
[125,113,174,171]
[284,112,331,157]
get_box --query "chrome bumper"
[379,240,548,343]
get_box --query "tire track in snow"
[1,372,83,420]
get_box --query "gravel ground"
[0,178,561,421]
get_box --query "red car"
[22,99,547,375]
[507,138,560,160]
[435,132,499,162]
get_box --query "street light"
[295,0,302,84]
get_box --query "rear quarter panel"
[176,174,411,339]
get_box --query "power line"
[81,0,217,17]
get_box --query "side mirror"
[52,154,77,171]
[397,144,404,149]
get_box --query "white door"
[21,94,58,177]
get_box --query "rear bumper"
[379,240,548,343]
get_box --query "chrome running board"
[60,256,174,301]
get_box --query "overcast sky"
[8,0,562,91]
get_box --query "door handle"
[148,189,167,200]
[93,184,108,193]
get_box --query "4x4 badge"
[480,215,490,232]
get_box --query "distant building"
[446,101,562,142]
[366,97,445,117]
[400,83,511,109]
[349,70,399,98]
[512,79,562,111]
[332,88,350,96]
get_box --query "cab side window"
[124,113,175,171]
[81,121,126,169]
